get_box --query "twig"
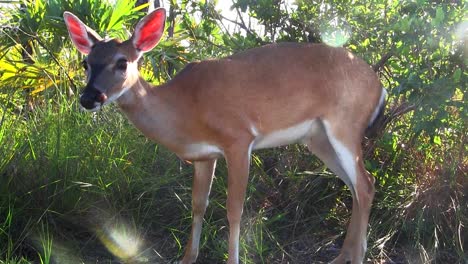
[34,36,77,94]
[373,52,393,72]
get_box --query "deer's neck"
[116,77,185,152]
[116,77,154,108]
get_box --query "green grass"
[0,90,182,263]
[0,87,466,263]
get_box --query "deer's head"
[64,9,166,111]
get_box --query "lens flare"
[32,228,84,263]
[97,222,143,261]
[320,18,351,47]
[455,21,468,41]
[454,21,467,59]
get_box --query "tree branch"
[218,8,266,45]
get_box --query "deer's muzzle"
[80,86,107,110]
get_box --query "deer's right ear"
[63,12,102,55]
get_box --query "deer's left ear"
[132,8,166,53]
[64,12,102,55]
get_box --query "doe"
[64,8,386,264]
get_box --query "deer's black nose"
[80,93,97,109]
[80,86,106,109]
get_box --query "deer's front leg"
[225,143,252,264]
[181,159,217,264]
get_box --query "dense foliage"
[0,0,466,263]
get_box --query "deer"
[64,8,386,264]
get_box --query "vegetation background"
[0,0,466,263]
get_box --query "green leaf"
[453,68,461,82]
[348,44,357,50]
[433,135,442,145]
[107,0,137,31]
[362,38,370,47]
[436,7,445,24]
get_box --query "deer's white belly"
[183,143,224,160]
[252,119,320,150]
[181,120,322,160]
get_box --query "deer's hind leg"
[305,119,375,264]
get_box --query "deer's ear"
[132,8,166,53]
[63,12,102,55]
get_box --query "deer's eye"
[81,60,88,71]
[116,59,128,71]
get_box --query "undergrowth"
[0,87,466,264]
